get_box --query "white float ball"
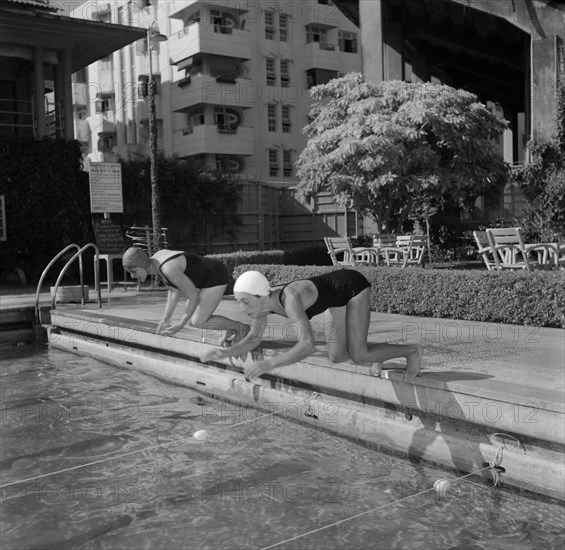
[433,479,452,495]
[193,430,209,441]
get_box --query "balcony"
[169,22,251,64]
[171,74,255,112]
[173,123,254,157]
[303,41,340,71]
[91,112,116,133]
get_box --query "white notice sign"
[89,162,123,213]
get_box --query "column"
[530,37,557,143]
[33,46,46,138]
[383,20,403,81]
[62,50,74,139]
[53,59,64,138]
[360,0,384,83]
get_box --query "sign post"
[89,162,123,217]
[89,163,124,291]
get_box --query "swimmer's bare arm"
[201,316,266,362]
[156,289,180,334]
[157,264,200,335]
[244,289,315,379]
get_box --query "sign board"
[89,162,123,213]
[92,218,126,254]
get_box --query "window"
[267,104,277,132]
[187,11,200,25]
[266,57,276,86]
[281,105,291,133]
[211,9,235,34]
[216,155,244,174]
[279,14,288,42]
[268,149,279,177]
[215,107,241,132]
[265,10,275,39]
[283,150,293,177]
[97,132,115,152]
[186,107,205,132]
[100,55,112,72]
[306,26,327,45]
[94,10,111,23]
[280,59,290,88]
[338,31,358,53]
[95,97,113,113]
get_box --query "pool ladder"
[34,243,102,324]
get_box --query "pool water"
[1,344,564,550]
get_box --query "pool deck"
[1,285,564,501]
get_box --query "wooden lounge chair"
[372,234,427,268]
[324,237,377,267]
[473,230,497,271]
[485,227,549,271]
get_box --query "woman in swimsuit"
[201,269,423,381]
[122,247,248,340]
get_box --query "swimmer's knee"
[328,351,348,363]
[188,318,205,329]
[349,353,362,364]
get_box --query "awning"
[1,7,147,72]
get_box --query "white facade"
[71,0,361,186]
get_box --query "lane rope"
[258,466,494,550]
[0,408,282,489]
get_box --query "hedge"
[231,264,565,328]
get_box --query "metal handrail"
[34,244,81,323]
[51,243,101,311]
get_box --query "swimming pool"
[1,344,564,550]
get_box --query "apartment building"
[72,0,361,186]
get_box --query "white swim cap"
[234,270,271,296]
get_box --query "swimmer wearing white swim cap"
[202,269,423,382]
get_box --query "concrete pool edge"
[47,311,565,503]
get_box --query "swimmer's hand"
[243,359,272,380]
[201,348,231,363]
[161,322,185,336]
[155,320,171,334]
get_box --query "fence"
[201,182,363,253]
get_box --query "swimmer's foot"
[370,363,383,378]
[221,329,237,347]
[221,325,249,348]
[405,345,423,381]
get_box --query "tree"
[119,154,240,250]
[296,73,509,233]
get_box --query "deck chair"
[485,227,548,271]
[324,237,377,267]
[376,235,427,268]
[404,235,428,267]
[473,230,497,271]
[372,234,397,247]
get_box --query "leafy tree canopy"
[119,154,241,250]
[296,73,509,232]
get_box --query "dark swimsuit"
[156,252,229,289]
[278,269,371,319]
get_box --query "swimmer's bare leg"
[405,345,423,381]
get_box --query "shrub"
[0,137,92,282]
[232,264,565,328]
